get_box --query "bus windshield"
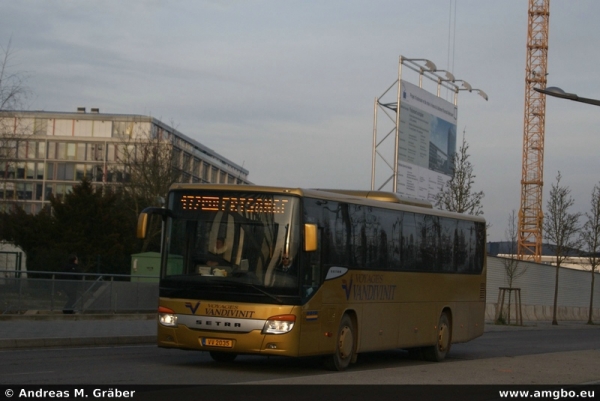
[161,191,302,304]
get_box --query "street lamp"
[452,80,488,105]
[400,57,437,72]
[435,70,456,97]
[400,57,437,88]
[534,86,600,107]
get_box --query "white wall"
[487,256,600,321]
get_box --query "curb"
[0,313,157,322]
[0,335,157,350]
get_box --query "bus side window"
[303,226,322,298]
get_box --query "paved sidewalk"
[0,313,157,349]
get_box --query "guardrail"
[0,270,158,315]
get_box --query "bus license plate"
[203,338,233,348]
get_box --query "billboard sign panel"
[396,80,457,202]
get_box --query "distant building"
[0,108,250,213]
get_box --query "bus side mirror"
[137,212,149,239]
[137,206,173,239]
[304,224,318,252]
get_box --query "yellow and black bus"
[137,184,486,370]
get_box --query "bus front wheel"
[324,314,355,371]
[209,351,238,363]
[423,312,451,362]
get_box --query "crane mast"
[518,0,550,262]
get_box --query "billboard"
[396,80,457,202]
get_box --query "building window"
[37,141,46,159]
[107,144,117,161]
[16,183,33,200]
[27,142,36,159]
[193,158,200,177]
[35,183,43,201]
[26,162,35,179]
[92,165,104,182]
[66,143,76,160]
[203,163,210,182]
[56,142,66,159]
[46,163,54,180]
[34,118,48,136]
[47,142,56,159]
[182,153,191,172]
[88,144,105,161]
[36,162,45,179]
[45,184,53,200]
[56,163,75,181]
[16,162,25,179]
[76,143,86,161]
[75,164,86,180]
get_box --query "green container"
[131,252,183,282]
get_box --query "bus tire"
[324,314,355,371]
[209,351,238,363]
[423,312,451,362]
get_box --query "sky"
[2,0,600,242]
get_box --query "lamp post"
[534,86,600,107]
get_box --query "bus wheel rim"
[338,325,353,359]
[438,323,449,351]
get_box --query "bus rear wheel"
[324,314,355,371]
[423,312,451,362]
[209,351,238,363]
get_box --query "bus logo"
[185,301,201,314]
[325,266,348,281]
[341,278,353,300]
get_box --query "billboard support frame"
[371,55,487,198]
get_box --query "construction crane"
[517,0,550,262]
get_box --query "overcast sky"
[3,0,600,242]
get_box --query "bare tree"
[435,132,484,216]
[495,210,528,325]
[502,210,528,288]
[543,171,581,325]
[116,129,182,251]
[0,38,32,199]
[580,182,600,325]
[0,38,30,111]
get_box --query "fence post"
[51,274,55,312]
[110,276,114,314]
[18,276,23,313]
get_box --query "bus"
[137,184,486,370]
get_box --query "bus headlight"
[262,314,296,334]
[158,306,178,327]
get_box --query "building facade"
[0,108,250,213]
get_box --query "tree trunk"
[552,264,559,325]
[588,270,595,325]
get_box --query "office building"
[0,108,250,213]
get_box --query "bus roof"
[168,183,486,223]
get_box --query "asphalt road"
[1,323,599,386]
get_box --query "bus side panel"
[395,303,439,349]
[298,291,331,357]
[358,302,399,352]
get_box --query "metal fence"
[0,270,158,315]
